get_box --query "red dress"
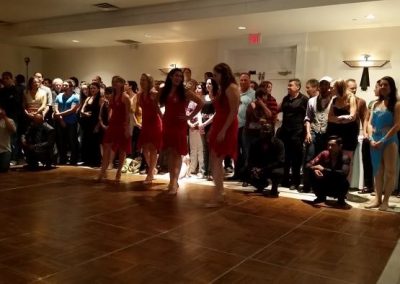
[103,94,131,154]
[162,93,188,155]
[138,94,163,150]
[208,94,238,159]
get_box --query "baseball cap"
[319,76,333,83]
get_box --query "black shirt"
[281,93,308,138]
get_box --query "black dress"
[327,97,359,151]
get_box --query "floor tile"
[253,226,396,284]
[162,210,294,256]
[214,259,349,284]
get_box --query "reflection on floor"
[1,166,400,283]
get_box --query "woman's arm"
[36,91,47,114]
[80,96,90,117]
[256,99,272,118]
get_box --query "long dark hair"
[206,78,218,98]
[159,68,185,106]
[379,76,397,113]
[213,63,236,100]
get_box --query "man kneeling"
[306,135,350,206]
[245,123,284,196]
[22,113,56,170]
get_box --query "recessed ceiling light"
[366,14,375,20]
[144,33,152,38]
[238,26,247,30]
[72,40,80,43]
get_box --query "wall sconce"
[343,54,389,68]
[343,55,390,91]
[24,57,30,80]
[257,72,265,81]
[158,63,178,75]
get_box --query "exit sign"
[248,33,261,45]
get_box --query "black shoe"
[299,185,310,193]
[358,187,373,194]
[289,185,299,191]
[264,190,279,198]
[254,187,264,193]
[242,182,248,187]
[337,199,346,206]
[312,197,326,204]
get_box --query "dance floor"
[0,166,399,283]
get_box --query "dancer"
[365,76,400,210]
[206,63,240,207]
[97,76,131,182]
[137,73,163,184]
[159,68,203,194]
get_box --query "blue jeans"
[0,151,11,172]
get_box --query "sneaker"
[197,172,204,179]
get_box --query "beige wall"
[2,26,397,106]
[0,44,43,79]
[305,27,400,104]
[42,40,218,85]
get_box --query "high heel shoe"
[167,183,179,195]
[143,175,153,185]
[115,171,122,183]
[95,171,107,182]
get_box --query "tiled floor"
[0,166,399,283]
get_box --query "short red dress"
[138,93,163,150]
[102,94,131,154]
[162,92,188,155]
[208,94,238,159]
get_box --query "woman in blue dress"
[365,76,400,211]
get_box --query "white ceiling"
[1,0,399,49]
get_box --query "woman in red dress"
[137,73,163,184]
[159,68,203,194]
[207,63,240,207]
[97,76,131,182]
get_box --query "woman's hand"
[370,140,383,149]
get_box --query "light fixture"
[343,55,390,91]
[144,33,152,38]
[238,26,246,30]
[158,64,178,74]
[343,55,389,68]
[72,40,80,43]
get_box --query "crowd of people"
[0,64,399,209]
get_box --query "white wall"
[42,40,218,85]
[305,27,400,104]
[0,44,43,79]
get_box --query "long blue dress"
[370,107,398,176]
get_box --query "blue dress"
[370,108,398,176]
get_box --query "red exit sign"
[248,33,261,45]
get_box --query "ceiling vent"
[93,3,120,11]
[116,39,141,45]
